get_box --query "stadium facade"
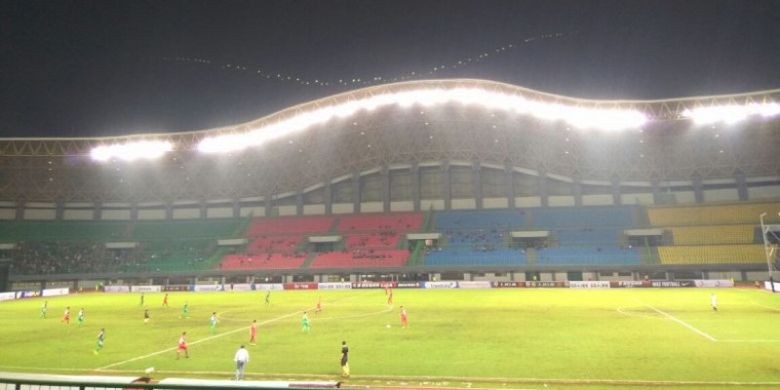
[1,79,779,288]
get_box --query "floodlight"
[197,87,648,154]
[90,141,173,162]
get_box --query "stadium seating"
[644,201,779,265]
[245,216,334,236]
[657,245,768,265]
[309,250,410,268]
[536,247,641,265]
[530,206,636,228]
[647,202,780,226]
[669,225,756,245]
[428,207,637,266]
[337,212,423,232]
[220,253,307,270]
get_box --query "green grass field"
[1,288,779,389]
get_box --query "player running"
[94,328,105,354]
[209,312,218,334]
[301,311,310,334]
[40,301,48,319]
[711,293,718,311]
[162,293,169,307]
[400,306,408,328]
[176,331,189,359]
[144,309,150,323]
[62,306,71,324]
[139,293,144,307]
[77,308,85,326]
[264,290,271,305]
[315,296,322,314]
[387,288,393,305]
[249,320,258,345]
[181,302,190,319]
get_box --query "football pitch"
[1,288,779,389]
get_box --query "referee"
[234,345,249,380]
[340,341,349,378]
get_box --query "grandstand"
[0,79,778,287]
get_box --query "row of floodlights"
[89,88,780,162]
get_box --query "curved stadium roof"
[0,79,778,202]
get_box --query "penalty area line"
[639,301,718,342]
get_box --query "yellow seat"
[658,244,770,265]
[670,225,755,245]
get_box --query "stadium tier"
[424,206,640,266]
[669,225,756,245]
[657,244,768,265]
[2,202,779,274]
[647,202,780,226]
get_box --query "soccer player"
[77,308,85,326]
[144,309,150,323]
[315,296,322,314]
[249,320,258,345]
[711,293,718,311]
[176,331,189,359]
[209,312,218,334]
[264,290,271,306]
[139,293,144,307]
[301,311,310,334]
[181,302,190,319]
[62,306,71,324]
[40,301,48,319]
[162,293,169,307]
[387,289,393,305]
[340,341,350,378]
[94,328,105,354]
[399,306,408,328]
[234,345,249,380]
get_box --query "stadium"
[1,79,780,389]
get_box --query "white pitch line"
[96,308,305,370]
[640,302,718,342]
[719,339,780,343]
[89,368,780,387]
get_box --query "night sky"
[1,0,779,138]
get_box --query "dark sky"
[1,0,779,138]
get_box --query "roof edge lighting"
[197,87,649,154]
[90,140,174,162]
[682,103,780,125]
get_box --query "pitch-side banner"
[525,281,566,288]
[694,280,734,288]
[651,280,695,288]
[611,281,651,288]
[104,285,131,293]
[0,292,16,302]
[764,281,780,292]
[131,285,162,293]
[569,281,611,289]
[491,281,523,288]
[457,281,492,289]
[193,284,225,292]
[42,287,69,297]
[163,285,191,292]
[15,290,42,298]
[253,283,284,291]
[229,283,253,291]
[283,282,318,290]
[318,282,352,290]
[424,281,458,289]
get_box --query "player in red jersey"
[176,331,189,359]
[249,320,257,345]
[315,296,322,314]
[387,288,393,305]
[399,306,408,328]
[61,306,71,324]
